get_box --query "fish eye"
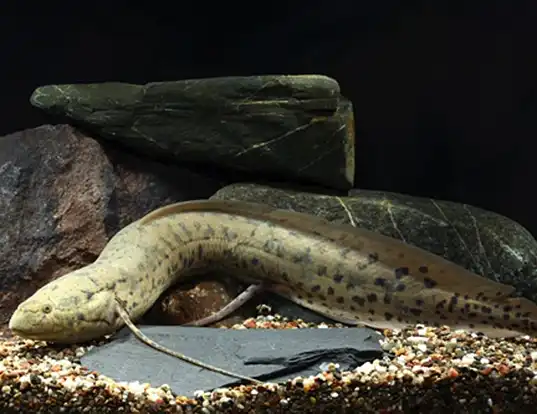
[42,305,52,314]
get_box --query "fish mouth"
[10,328,35,337]
[9,322,62,339]
[9,314,63,341]
[9,327,83,344]
[9,318,111,344]
[9,328,53,341]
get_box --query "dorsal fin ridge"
[137,199,270,225]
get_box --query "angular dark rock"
[0,124,224,326]
[211,183,537,303]
[30,75,355,191]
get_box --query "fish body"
[9,200,537,343]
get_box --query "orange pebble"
[497,364,510,375]
[243,319,257,329]
[447,367,459,378]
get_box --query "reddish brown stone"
[0,124,223,325]
[143,277,251,327]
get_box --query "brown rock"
[0,124,225,325]
[142,276,251,327]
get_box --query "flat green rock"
[211,183,537,302]
[30,75,354,190]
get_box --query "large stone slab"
[81,326,383,397]
[30,75,355,191]
[211,183,537,303]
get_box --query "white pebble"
[374,365,387,374]
[128,381,150,395]
[459,354,476,367]
[396,356,407,365]
[405,352,416,361]
[355,362,374,375]
[381,341,397,351]
[530,351,537,361]
[19,374,32,386]
[407,336,428,343]
[75,347,86,358]
[388,364,399,373]
[416,343,428,353]
[319,362,340,372]
[217,396,231,405]
[330,392,339,398]
[411,365,428,374]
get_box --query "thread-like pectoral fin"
[183,284,266,326]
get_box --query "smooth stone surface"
[81,326,383,397]
[30,75,355,190]
[211,182,537,303]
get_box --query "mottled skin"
[9,200,537,343]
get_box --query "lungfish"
[9,199,537,343]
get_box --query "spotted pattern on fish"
[8,199,537,344]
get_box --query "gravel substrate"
[2,310,537,413]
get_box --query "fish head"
[9,266,119,344]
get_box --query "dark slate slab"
[81,326,383,397]
[211,183,537,304]
[29,75,355,191]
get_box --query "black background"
[1,2,535,235]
